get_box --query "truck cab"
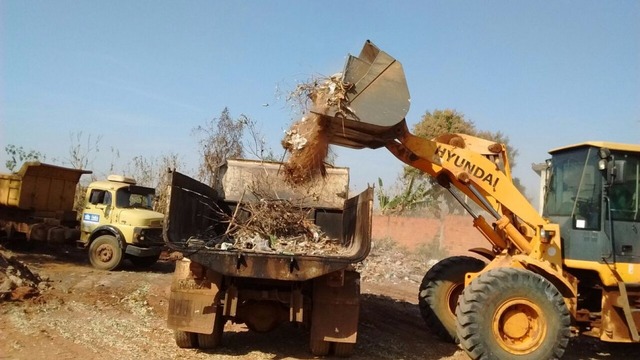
[80,174,164,270]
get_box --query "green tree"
[4,145,45,172]
[376,177,434,215]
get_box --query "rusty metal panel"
[167,259,223,334]
[189,251,352,281]
[164,169,373,281]
[310,271,360,344]
[167,291,218,334]
[217,159,349,210]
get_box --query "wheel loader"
[314,40,640,359]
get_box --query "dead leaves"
[282,75,353,186]
[224,197,345,256]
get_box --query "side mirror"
[598,148,614,185]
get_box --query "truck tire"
[310,339,330,356]
[197,308,224,349]
[418,256,485,343]
[333,342,355,357]
[4,224,16,240]
[129,254,160,268]
[174,330,198,348]
[456,267,571,360]
[89,235,123,271]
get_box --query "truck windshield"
[544,146,602,230]
[115,186,155,210]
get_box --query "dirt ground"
[1,241,638,360]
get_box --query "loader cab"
[543,142,640,264]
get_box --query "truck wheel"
[197,308,224,349]
[310,339,330,356]
[174,330,198,348]
[333,342,355,357]
[418,256,485,343]
[89,235,123,271]
[456,267,571,360]
[129,254,160,268]
[4,224,15,240]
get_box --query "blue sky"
[2,1,639,208]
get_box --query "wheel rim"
[446,283,464,316]
[96,243,114,263]
[492,297,546,354]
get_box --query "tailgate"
[163,170,372,281]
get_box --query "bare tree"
[66,131,103,171]
[123,153,182,213]
[193,107,246,187]
[241,115,279,162]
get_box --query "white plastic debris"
[288,133,308,150]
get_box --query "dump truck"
[81,174,165,270]
[164,159,372,356]
[1,162,91,243]
[309,41,639,359]
[0,162,165,270]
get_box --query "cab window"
[609,153,639,221]
[88,189,112,205]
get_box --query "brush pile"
[282,75,352,185]
[211,196,346,256]
[0,247,48,301]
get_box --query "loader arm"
[314,41,577,298]
[384,120,559,258]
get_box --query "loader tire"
[89,235,123,271]
[418,256,485,343]
[456,267,570,360]
[174,330,198,348]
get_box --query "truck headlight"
[133,228,144,241]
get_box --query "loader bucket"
[313,40,411,149]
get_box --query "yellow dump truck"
[1,162,165,270]
[164,159,372,356]
[0,162,91,243]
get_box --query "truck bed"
[0,162,91,212]
[163,169,372,281]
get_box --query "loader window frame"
[608,153,639,222]
[545,147,602,230]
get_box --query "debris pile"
[192,197,346,256]
[282,75,352,185]
[233,198,345,255]
[355,239,439,285]
[0,247,48,301]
